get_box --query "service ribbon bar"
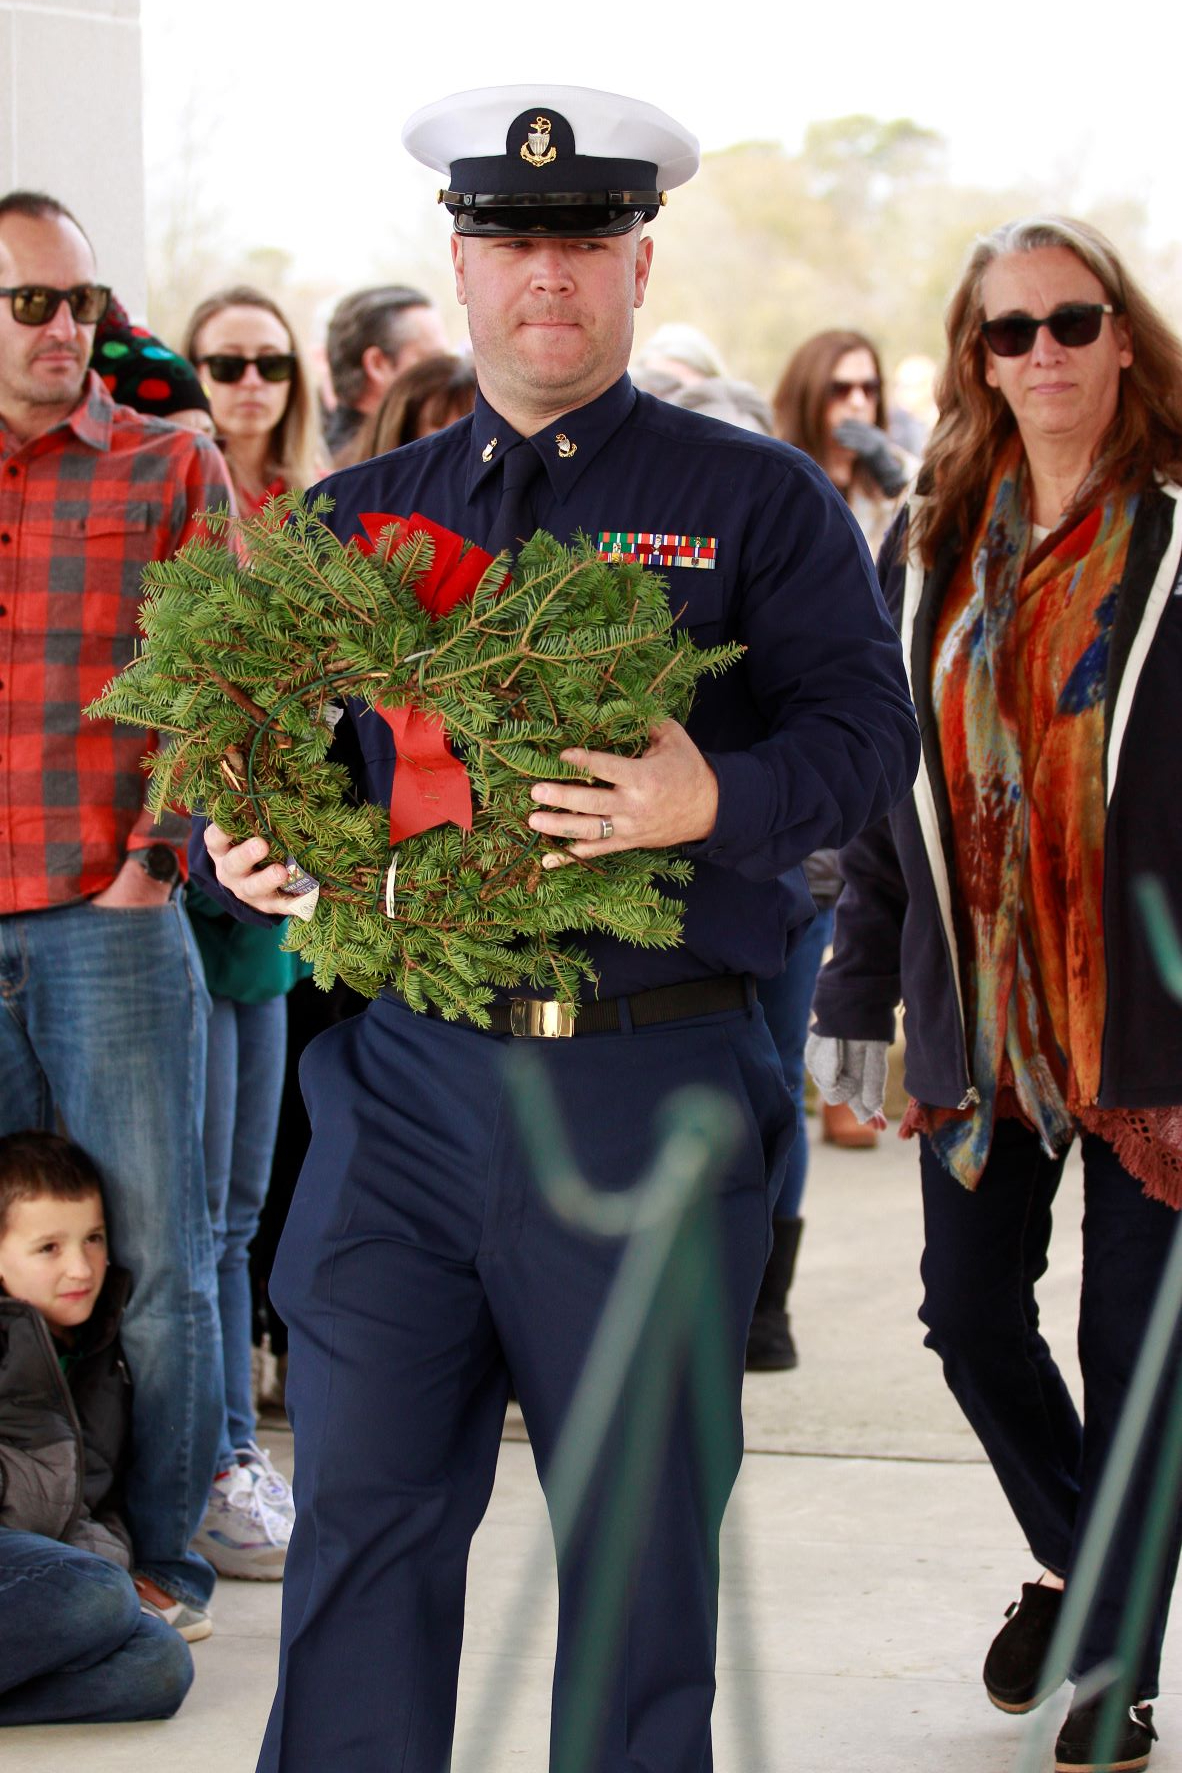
[596,531,718,570]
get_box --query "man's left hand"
[528,718,718,869]
[90,858,174,909]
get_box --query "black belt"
[392,974,752,1038]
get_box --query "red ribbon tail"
[377,704,474,844]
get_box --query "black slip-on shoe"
[983,1580,1063,1712]
[1054,1696,1157,1772]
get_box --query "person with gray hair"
[324,283,448,463]
[632,321,774,434]
[634,320,728,383]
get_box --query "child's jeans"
[0,1529,193,1725]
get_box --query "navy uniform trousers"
[256,989,793,1773]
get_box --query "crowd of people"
[0,73,1180,1773]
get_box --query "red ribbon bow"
[354,512,504,845]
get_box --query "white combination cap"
[402,83,700,237]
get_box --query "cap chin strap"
[441,188,663,238]
[440,187,662,210]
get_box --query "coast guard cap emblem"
[522,116,557,168]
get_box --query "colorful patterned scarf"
[922,438,1137,1188]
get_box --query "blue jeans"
[0,1530,193,1724]
[919,1121,1182,1699]
[206,994,288,1465]
[756,907,834,1219]
[0,897,223,1606]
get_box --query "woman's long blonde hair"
[913,216,1182,568]
[183,286,325,493]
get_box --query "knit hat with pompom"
[91,296,210,419]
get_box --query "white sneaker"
[236,1440,296,1528]
[192,1463,290,1580]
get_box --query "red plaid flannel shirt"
[0,372,234,913]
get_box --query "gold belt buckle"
[508,998,575,1039]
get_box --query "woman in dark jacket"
[179,288,323,1567]
[744,330,914,1371]
[809,216,1182,1773]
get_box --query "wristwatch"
[129,843,181,888]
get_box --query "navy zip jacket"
[813,483,1182,1110]
[192,376,920,996]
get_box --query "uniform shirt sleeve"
[689,462,919,881]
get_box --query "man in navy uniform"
[200,84,919,1773]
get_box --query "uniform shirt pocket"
[667,573,726,645]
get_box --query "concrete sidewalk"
[14,1117,1180,1770]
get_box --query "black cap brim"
[443,190,660,238]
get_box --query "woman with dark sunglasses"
[177,287,325,1577]
[183,285,324,513]
[810,215,1182,1773]
[773,328,913,560]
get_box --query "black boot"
[745,1217,803,1371]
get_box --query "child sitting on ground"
[0,1130,193,1725]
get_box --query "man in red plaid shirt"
[0,192,232,1639]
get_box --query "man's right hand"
[203,824,293,915]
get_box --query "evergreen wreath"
[88,496,740,1022]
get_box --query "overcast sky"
[141,0,1179,288]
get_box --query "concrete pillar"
[0,0,145,311]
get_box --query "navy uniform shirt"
[194,374,919,998]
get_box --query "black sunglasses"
[197,353,297,385]
[0,283,111,327]
[829,377,881,401]
[980,302,1117,359]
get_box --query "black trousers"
[919,1118,1182,1698]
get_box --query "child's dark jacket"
[0,1267,133,1567]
